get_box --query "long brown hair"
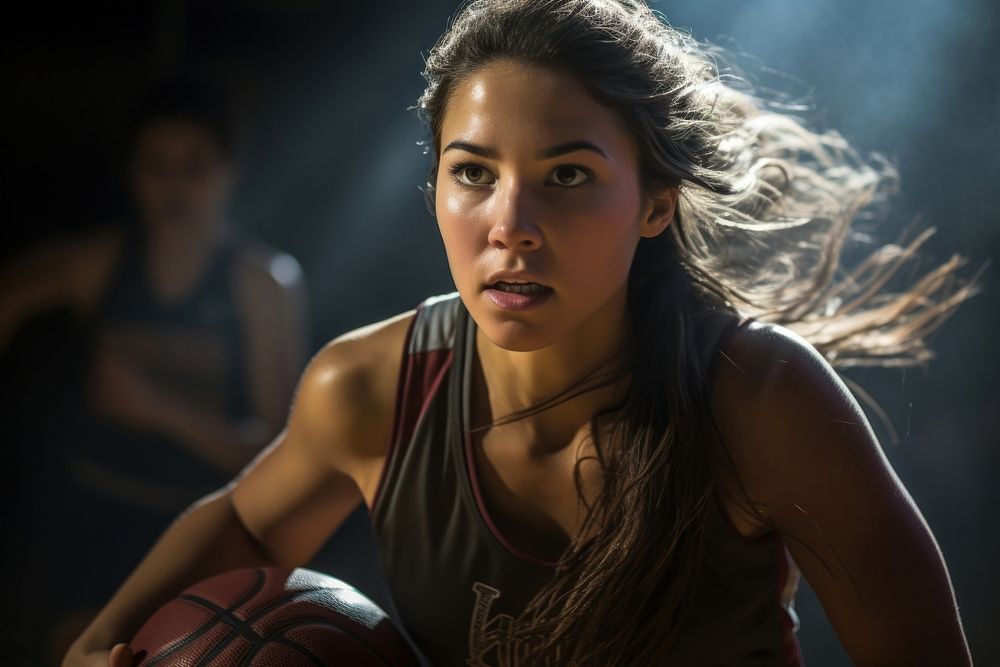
[413,0,984,663]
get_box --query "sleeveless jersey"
[370,291,804,666]
[65,225,252,513]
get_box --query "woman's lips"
[483,284,554,311]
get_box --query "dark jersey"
[65,225,252,513]
[371,291,804,666]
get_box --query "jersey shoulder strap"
[371,291,462,514]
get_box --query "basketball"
[128,566,421,666]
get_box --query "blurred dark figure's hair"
[128,76,237,158]
[411,0,984,664]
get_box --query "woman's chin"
[475,317,559,354]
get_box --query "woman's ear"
[639,185,679,239]
[423,164,439,218]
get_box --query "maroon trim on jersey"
[462,427,560,569]
[372,300,459,515]
[371,312,419,514]
[775,540,806,666]
[372,346,454,514]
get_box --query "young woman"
[64,0,977,665]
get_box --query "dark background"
[4,1,997,664]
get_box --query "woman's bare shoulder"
[288,306,418,485]
[703,316,816,536]
[707,316,880,512]
[230,238,304,295]
[710,317,837,401]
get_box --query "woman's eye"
[446,162,595,188]
[546,165,594,187]
[449,163,496,186]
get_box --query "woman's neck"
[473,282,633,451]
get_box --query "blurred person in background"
[0,77,309,664]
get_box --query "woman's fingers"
[108,643,134,667]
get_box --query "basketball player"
[63,1,974,664]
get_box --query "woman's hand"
[61,642,135,667]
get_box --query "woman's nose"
[486,180,543,250]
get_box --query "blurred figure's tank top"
[370,292,803,666]
[68,225,251,513]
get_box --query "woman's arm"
[709,323,973,667]
[62,485,278,666]
[63,314,408,665]
[0,229,120,354]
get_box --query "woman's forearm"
[69,486,275,653]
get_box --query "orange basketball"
[128,566,422,666]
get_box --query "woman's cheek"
[560,216,635,282]
[438,213,481,290]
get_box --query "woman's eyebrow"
[442,139,609,160]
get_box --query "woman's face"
[435,58,675,352]
[130,118,233,234]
